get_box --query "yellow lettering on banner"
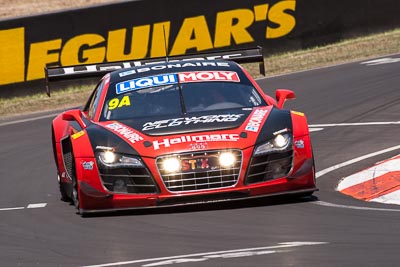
[267,0,296,39]
[0,28,25,85]
[0,1,299,87]
[151,22,170,57]
[107,25,150,61]
[253,4,269,22]
[214,9,254,48]
[26,39,61,81]
[60,34,105,65]
[170,16,213,56]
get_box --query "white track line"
[313,201,400,212]
[0,113,58,127]
[310,121,400,127]
[370,191,400,205]
[27,203,48,209]
[336,157,400,191]
[81,242,327,267]
[309,128,324,132]
[0,207,25,211]
[314,145,400,212]
[0,203,48,212]
[262,52,400,79]
[316,145,400,179]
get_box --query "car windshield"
[101,81,267,121]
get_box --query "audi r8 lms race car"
[48,48,317,215]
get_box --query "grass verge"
[1,28,399,119]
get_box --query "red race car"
[48,48,317,215]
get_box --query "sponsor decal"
[105,122,144,144]
[116,74,178,94]
[108,95,131,110]
[116,71,239,94]
[245,109,268,132]
[181,155,219,172]
[1,0,296,86]
[142,114,244,131]
[178,71,239,83]
[295,140,304,149]
[153,134,240,150]
[189,142,208,150]
[119,62,230,77]
[71,130,85,140]
[82,161,94,170]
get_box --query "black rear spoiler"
[45,47,265,96]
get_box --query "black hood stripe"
[255,107,293,144]
[86,124,139,156]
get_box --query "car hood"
[91,106,293,157]
[119,108,251,136]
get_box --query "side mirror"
[62,109,86,129]
[275,89,295,109]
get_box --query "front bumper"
[78,163,317,214]
[77,141,316,214]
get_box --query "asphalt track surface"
[0,55,400,266]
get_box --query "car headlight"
[101,150,116,164]
[162,157,181,173]
[254,133,292,156]
[219,152,236,168]
[97,150,143,168]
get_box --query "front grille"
[98,166,159,194]
[157,150,242,192]
[245,150,293,184]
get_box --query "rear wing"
[45,47,265,96]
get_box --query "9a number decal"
[108,96,131,110]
